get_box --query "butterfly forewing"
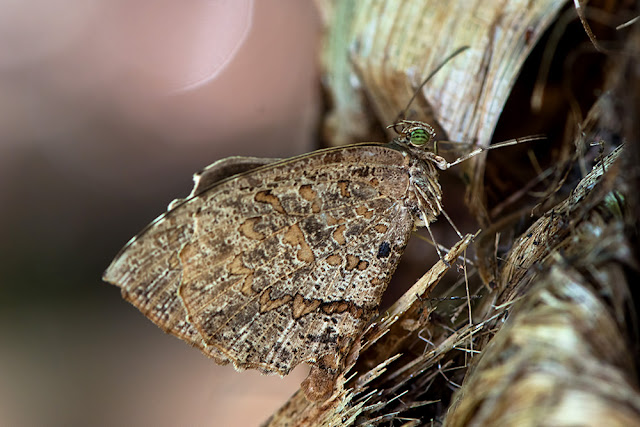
[103,143,423,375]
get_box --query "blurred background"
[0,1,320,425]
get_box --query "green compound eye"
[409,128,431,146]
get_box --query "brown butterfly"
[104,119,445,395]
[103,48,539,400]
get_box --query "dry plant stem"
[573,0,601,51]
[497,145,622,303]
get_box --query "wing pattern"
[104,144,421,375]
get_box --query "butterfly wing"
[104,144,418,375]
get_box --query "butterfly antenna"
[440,134,547,170]
[392,46,470,127]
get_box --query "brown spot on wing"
[326,254,342,266]
[332,224,347,245]
[292,293,322,319]
[349,305,364,318]
[355,205,374,219]
[345,254,360,270]
[255,190,285,214]
[283,224,315,263]
[321,301,350,314]
[337,180,350,197]
[326,214,342,226]
[259,287,293,312]
[370,277,384,286]
[374,224,389,234]
[239,217,265,240]
[298,184,317,201]
[228,254,251,275]
[240,273,254,296]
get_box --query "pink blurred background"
[0,1,320,425]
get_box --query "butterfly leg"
[423,218,444,261]
[410,181,449,263]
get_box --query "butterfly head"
[388,120,449,170]
[390,120,436,148]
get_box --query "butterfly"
[103,48,539,400]
[103,118,451,395]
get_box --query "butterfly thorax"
[388,121,445,227]
[375,151,439,229]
